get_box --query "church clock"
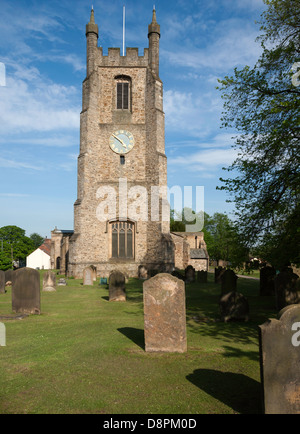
[109,130,135,154]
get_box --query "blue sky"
[0,0,266,238]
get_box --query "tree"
[30,233,44,249]
[0,226,35,270]
[203,213,249,269]
[217,0,300,267]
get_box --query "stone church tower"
[68,8,174,278]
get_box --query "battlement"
[97,47,149,67]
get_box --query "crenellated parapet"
[95,47,149,68]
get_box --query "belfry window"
[115,75,131,110]
[111,221,134,259]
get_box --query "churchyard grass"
[0,272,276,414]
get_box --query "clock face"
[109,130,134,154]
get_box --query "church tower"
[68,8,174,278]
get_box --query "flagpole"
[123,5,125,56]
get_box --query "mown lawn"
[0,272,277,414]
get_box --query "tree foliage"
[0,226,36,270]
[217,0,300,267]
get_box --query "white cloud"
[0,157,43,171]
[0,75,79,134]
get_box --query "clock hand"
[112,134,127,148]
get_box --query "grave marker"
[143,273,187,353]
[109,270,126,302]
[12,268,41,315]
[259,304,300,414]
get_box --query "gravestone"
[12,267,41,315]
[0,270,5,294]
[259,304,300,414]
[83,266,94,286]
[215,266,226,283]
[220,269,238,295]
[260,266,276,296]
[197,270,207,283]
[57,278,67,286]
[185,265,195,283]
[5,269,14,285]
[138,265,148,280]
[42,271,56,292]
[275,269,300,311]
[143,273,187,353]
[219,291,249,322]
[109,270,126,302]
[0,322,5,347]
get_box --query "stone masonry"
[68,9,174,278]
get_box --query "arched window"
[111,221,134,259]
[115,75,131,110]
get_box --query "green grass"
[0,272,277,414]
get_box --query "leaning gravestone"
[109,270,126,302]
[42,271,56,292]
[219,291,249,322]
[12,268,41,315]
[143,273,187,353]
[83,266,94,286]
[259,304,300,414]
[260,266,276,296]
[0,270,5,294]
[220,269,238,295]
[275,269,300,311]
[185,265,195,283]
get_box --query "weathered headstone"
[0,322,6,347]
[220,269,238,295]
[42,271,56,292]
[259,304,300,414]
[219,291,249,322]
[260,266,276,296]
[275,269,300,311]
[57,278,67,286]
[138,265,148,280]
[197,270,207,283]
[0,270,5,294]
[143,273,187,353]
[12,268,41,315]
[185,265,195,283]
[215,266,226,283]
[83,266,94,286]
[109,270,126,302]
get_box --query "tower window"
[120,155,125,165]
[115,75,131,110]
[111,221,134,259]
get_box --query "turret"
[148,8,160,78]
[86,8,99,76]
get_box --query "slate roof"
[190,248,209,259]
